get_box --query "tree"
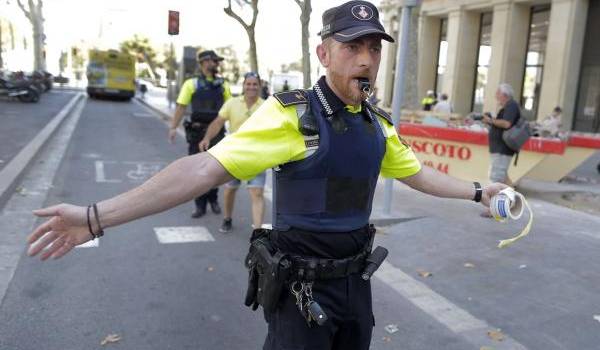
[120,35,158,81]
[58,50,67,74]
[294,0,311,88]
[161,42,178,80]
[70,46,84,80]
[224,0,259,73]
[16,0,46,70]
[215,45,241,84]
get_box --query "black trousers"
[262,227,374,350]
[187,129,224,210]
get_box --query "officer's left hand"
[480,182,509,207]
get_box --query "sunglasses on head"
[244,72,260,80]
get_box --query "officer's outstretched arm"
[27,153,234,260]
[399,165,506,207]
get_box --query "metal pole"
[383,3,413,215]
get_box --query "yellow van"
[86,49,135,100]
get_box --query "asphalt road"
[0,90,77,173]
[1,93,600,349]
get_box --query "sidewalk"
[139,86,599,217]
[136,84,177,122]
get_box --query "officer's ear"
[316,42,330,67]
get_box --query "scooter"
[0,77,40,103]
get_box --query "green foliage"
[120,35,158,77]
[162,42,178,80]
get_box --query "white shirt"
[433,100,452,113]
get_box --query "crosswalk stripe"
[154,226,215,244]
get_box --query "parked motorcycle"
[0,77,41,103]
[26,71,47,93]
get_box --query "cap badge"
[352,5,373,20]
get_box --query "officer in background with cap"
[27,1,507,349]
[168,50,232,218]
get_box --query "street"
[1,90,600,349]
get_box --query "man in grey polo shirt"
[482,83,521,216]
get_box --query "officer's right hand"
[199,138,210,152]
[168,128,177,144]
[27,204,92,260]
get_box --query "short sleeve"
[176,79,195,105]
[208,97,306,180]
[378,117,422,179]
[222,82,232,102]
[218,98,234,121]
[501,101,520,127]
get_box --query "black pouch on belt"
[243,229,291,313]
[183,120,206,143]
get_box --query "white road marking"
[154,226,215,244]
[0,95,85,304]
[95,160,121,183]
[375,261,528,349]
[123,161,166,182]
[76,240,99,248]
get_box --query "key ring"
[290,281,304,296]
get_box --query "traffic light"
[168,10,179,35]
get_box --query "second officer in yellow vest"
[168,50,232,218]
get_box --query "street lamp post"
[383,0,420,215]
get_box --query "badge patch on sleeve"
[273,90,308,107]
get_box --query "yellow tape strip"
[497,196,533,249]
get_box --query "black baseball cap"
[197,50,224,62]
[318,0,394,43]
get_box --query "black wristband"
[92,203,105,238]
[86,205,95,240]
[473,182,482,203]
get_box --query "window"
[521,6,550,120]
[574,66,600,132]
[434,18,448,95]
[471,13,493,113]
[574,0,600,132]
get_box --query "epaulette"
[273,89,308,107]
[366,104,394,125]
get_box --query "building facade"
[0,16,34,72]
[379,0,599,133]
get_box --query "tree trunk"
[247,27,258,73]
[299,0,312,88]
[17,0,46,71]
[33,20,46,70]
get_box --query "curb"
[0,93,83,203]
[134,96,172,122]
[133,97,186,139]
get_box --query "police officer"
[27,1,507,349]
[421,89,436,111]
[168,49,232,218]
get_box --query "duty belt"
[287,251,369,281]
[185,121,210,129]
